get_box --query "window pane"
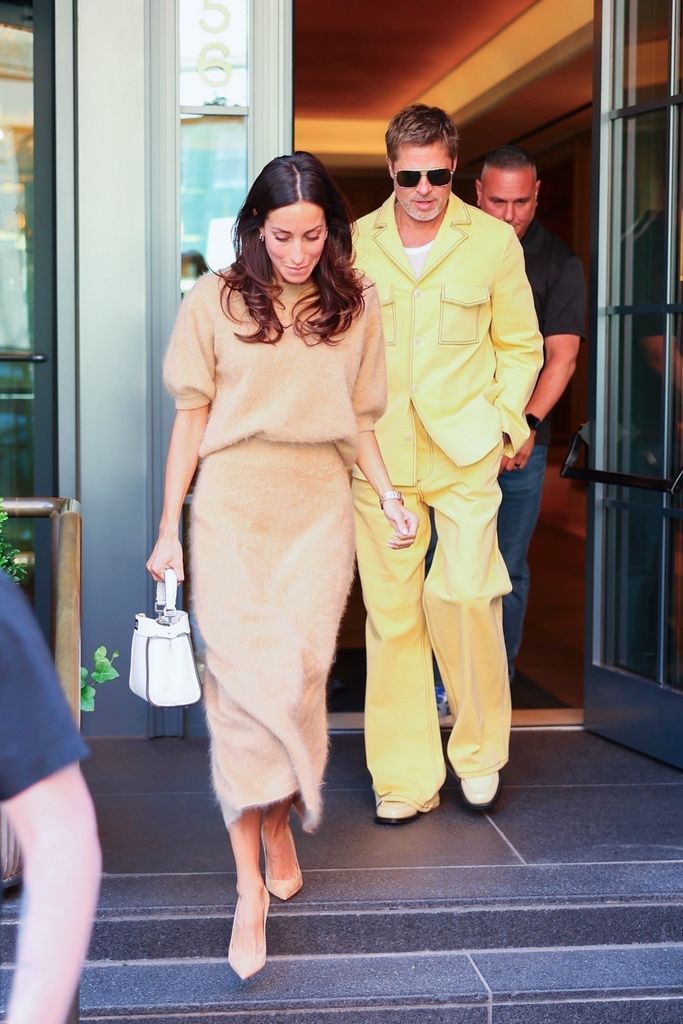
[677,122,683,303]
[180,115,247,293]
[672,316,683,483]
[606,315,666,478]
[0,15,34,571]
[179,0,248,108]
[618,0,670,107]
[603,502,661,679]
[612,111,667,307]
[668,519,683,689]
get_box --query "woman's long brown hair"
[220,152,365,345]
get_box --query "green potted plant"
[80,647,120,712]
[0,499,27,584]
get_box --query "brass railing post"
[2,497,82,715]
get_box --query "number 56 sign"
[179,0,248,107]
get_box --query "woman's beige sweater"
[163,272,387,467]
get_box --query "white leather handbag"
[129,569,202,707]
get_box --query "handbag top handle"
[155,568,179,623]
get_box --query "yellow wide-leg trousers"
[352,415,512,809]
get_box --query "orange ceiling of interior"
[458,48,594,168]
[294,0,540,119]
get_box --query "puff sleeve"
[163,275,217,410]
[352,283,387,433]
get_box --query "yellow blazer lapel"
[367,196,418,281]
[418,194,470,280]
[363,194,472,282]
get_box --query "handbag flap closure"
[134,610,191,639]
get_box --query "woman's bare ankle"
[236,877,267,902]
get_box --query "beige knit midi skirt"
[191,437,356,832]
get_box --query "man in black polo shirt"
[1,570,101,1024]
[476,145,586,680]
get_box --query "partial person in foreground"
[147,151,418,980]
[352,105,543,821]
[0,570,101,1024]
[476,145,586,681]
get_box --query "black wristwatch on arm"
[525,413,542,431]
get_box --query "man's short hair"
[481,145,537,177]
[385,104,459,163]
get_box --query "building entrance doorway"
[294,0,593,720]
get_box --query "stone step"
[4,900,681,964]
[58,944,683,1021]
[4,862,683,965]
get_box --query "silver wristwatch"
[379,490,404,509]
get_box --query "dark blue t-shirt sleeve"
[543,255,587,339]
[0,572,88,801]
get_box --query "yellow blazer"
[353,193,543,486]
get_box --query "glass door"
[576,0,683,767]
[0,1,56,616]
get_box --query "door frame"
[582,0,683,768]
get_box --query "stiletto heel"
[228,889,269,980]
[261,827,303,901]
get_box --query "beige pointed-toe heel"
[228,889,269,980]
[262,827,303,901]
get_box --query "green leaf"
[79,643,122,709]
[80,683,96,713]
[92,665,120,684]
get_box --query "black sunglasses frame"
[394,168,453,188]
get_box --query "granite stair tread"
[3,730,683,1022]
[23,899,683,961]
[61,944,683,1018]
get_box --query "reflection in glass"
[619,0,670,107]
[0,14,34,570]
[606,314,666,478]
[179,0,248,109]
[180,115,247,293]
[613,111,667,307]
[669,520,683,690]
[603,503,662,679]
[673,317,683,487]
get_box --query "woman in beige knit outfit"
[147,152,417,980]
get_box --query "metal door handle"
[0,351,48,363]
[560,423,683,495]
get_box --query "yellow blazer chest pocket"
[378,284,397,346]
[438,283,490,345]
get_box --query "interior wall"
[300,20,594,690]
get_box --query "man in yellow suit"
[353,105,543,823]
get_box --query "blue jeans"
[497,443,548,678]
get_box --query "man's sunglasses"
[394,168,453,188]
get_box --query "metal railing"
[1,497,82,1024]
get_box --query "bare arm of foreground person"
[3,765,101,1024]
[355,430,418,548]
[146,405,210,581]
